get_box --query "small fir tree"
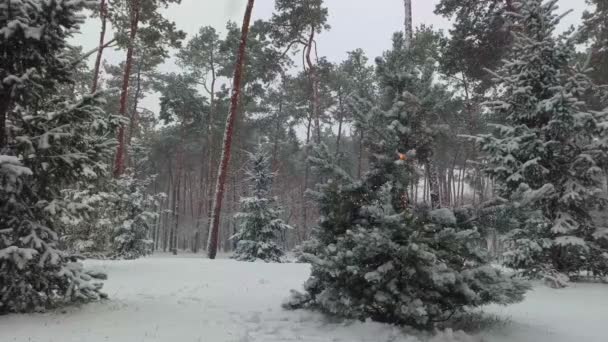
[111,173,161,260]
[477,0,608,281]
[61,186,116,257]
[61,172,163,260]
[232,146,292,262]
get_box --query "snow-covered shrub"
[232,147,292,262]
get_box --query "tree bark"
[302,115,313,239]
[335,93,344,157]
[91,0,108,93]
[403,0,413,49]
[458,162,465,206]
[414,175,419,204]
[172,158,182,255]
[127,56,143,146]
[305,27,321,144]
[113,0,141,178]
[207,0,255,259]
[427,161,440,209]
[0,95,9,149]
[272,92,284,172]
[204,50,217,242]
[357,130,364,179]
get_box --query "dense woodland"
[1,0,608,329]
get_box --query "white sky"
[72,0,589,115]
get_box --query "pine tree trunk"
[127,56,144,146]
[91,0,108,93]
[113,0,141,178]
[272,92,284,172]
[172,164,181,255]
[305,27,321,144]
[414,175,419,204]
[357,130,364,179]
[207,0,255,259]
[204,58,217,245]
[188,172,195,221]
[168,177,176,252]
[335,94,344,157]
[152,179,160,250]
[172,136,185,255]
[155,196,164,251]
[162,171,172,252]
[0,95,9,149]
[427,161,440,209]
[302,115,312,239]
[458,163,465,206]
[403,0,413,49]
[449,166,458,207]
[195,167,207,249]
[439,168,448,207]
[231,173,238,252]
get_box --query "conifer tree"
[0,0,116,313]
[111,173,160,259]
[477,0,608,281]
[232,146,292,262]
[284,30,529,328]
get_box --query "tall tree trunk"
[335,94,344,158]
[458,162,465,206]
[91,0,108,93]
[113,0,141,178]
[305,27,321,144]
[272,93,284,172]
[301,115,313,240]
[168,177,177,253]
[403,0,413,49]
[414,175,419,204]
[204,54,217,243]
[172,159,182,255]
[231,173,238,252]
[207,0,255,259]
[0,95,9,149]
[357,130,364,179]
[427,162,440,209]
[423,172,428,202]
[195,167,207,249]
[128,56,144,146]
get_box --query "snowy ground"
[2,254,607,342]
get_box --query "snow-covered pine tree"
[284,31,529,329]
[477,0,608,281]
[111,173,161,260]
[61,186,115,257]
[232,146,292,262]
[61,172,163,260]
[0,0,118,313]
